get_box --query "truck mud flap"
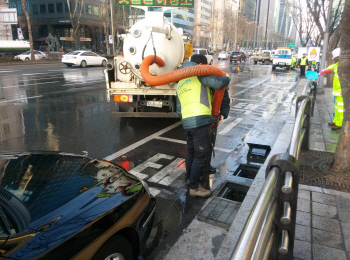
[112,112,179,118]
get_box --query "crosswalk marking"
[129,153,174,180]
[149,187,161,197]
[218,118,243,135]
[149,158,185,185]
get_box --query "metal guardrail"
[231,80,317,260]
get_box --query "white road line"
[244,111,252,115]
[149,188,161,197]
[0,71,15,73]
[128,153,174,180]
[218,118,243,135]
[104,121,182,161]
[231,78,270,97]
[149,158,186,185]
[0,95,43,103]
[2,81,60,88]
[22,73,47,76]
[63,80,104,86]
[154,136,187,144]
[214,147,232,153]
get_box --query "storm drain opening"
[218,182,249,202]
[247,143,271,164]
[233,163,260,180]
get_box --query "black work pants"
[300,65,306,77]
[185,124,211,189]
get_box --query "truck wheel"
[287,66,291,70]
[66,64,72,67]
[254,61,257,65]
[272,66,276,71]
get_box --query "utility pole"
[318,0,333,94]
[110,0,115,56]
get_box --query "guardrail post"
[295,96,311,151]
[265,153,300,260]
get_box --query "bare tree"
[332,0,349,171]
[20,0,34,60]
[67,0,84,50]
[284,0,316,47]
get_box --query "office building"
[193,0,212,48]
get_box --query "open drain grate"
[247,143,271,164]
[218,182,249,202]
[233,164,260,180]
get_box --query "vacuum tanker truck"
[105,6,193,117]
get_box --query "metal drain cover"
[197,197,241,230]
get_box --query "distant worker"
[291,54,297,69]
[320,47,342,130]
[176,54,230,198]
[298,53,308,78]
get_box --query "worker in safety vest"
[320,47,342,130]
[176,54,230,198]
[298,53,308,78]
[291,55,297,69]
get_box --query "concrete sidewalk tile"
[295,224,311,242]
[337,196,350,222]
[309,142,326,150]
[299,184,311,191]
[312,215,341,233]
[293,240,311,260]
[312,229,343,250]
[344,237,350,252]
[308,186,323,193]
[322,189,350,200]
[296,210,311,226]
[298,189,311,200]
[312,192,336,206]
[312,202,337,219]
[298,198,311,213]
[341,221,350,236]
[313,244,347,260]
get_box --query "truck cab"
[272,49,292,70]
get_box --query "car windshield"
[66,51,81,55]
[277,50,291,54]
[22,51,30,55]
[232,52,240,55]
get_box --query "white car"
[62,50,107,68]
[272,49,292,70]
[15,50,48,61]
[218,52,229,60]
[192,48,213,65]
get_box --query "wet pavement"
[0,58,299,259]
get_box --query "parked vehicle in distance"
[272,48,292,70]
[0,151,156,260]
[192,48,213,64]
[14,50,48,61]
[252,50,275,64]
[230,51,247,63]
[218,52,229,60]
[62,50,107,68]
[0,40,30,56]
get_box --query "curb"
[0,61,61,67]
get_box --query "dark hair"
[190,54,208,65]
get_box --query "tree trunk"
[332,0,350,171]
[21,0,34,61]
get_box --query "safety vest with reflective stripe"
[326,62,341,96]
[300,57,308,65]
[177,76,212,119]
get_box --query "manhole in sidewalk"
[218,182,249,202]
[247,143,271,164]
[233,164,260,180]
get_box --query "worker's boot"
[332,125,341,130]
[328,122,335,126]
[190,184,212,198]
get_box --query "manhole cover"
[233,164,260,180]
[198,197,241,230]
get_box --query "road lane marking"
[104,122,182,161]
[149,158,185,185]
[218,118,243,135]
[22,73,47,76]
[0,95,43,103]
[214,147,232,153]
[231,78,270,97]
[129,153,174,180]
[154,136,187,144]
[1,81,60,88]
[149,188,161,197]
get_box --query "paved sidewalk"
[295,185,350,260]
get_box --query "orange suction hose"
[140,55,227,116]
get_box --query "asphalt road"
[0,58,298,259]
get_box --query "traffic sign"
[288,43,295,47]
